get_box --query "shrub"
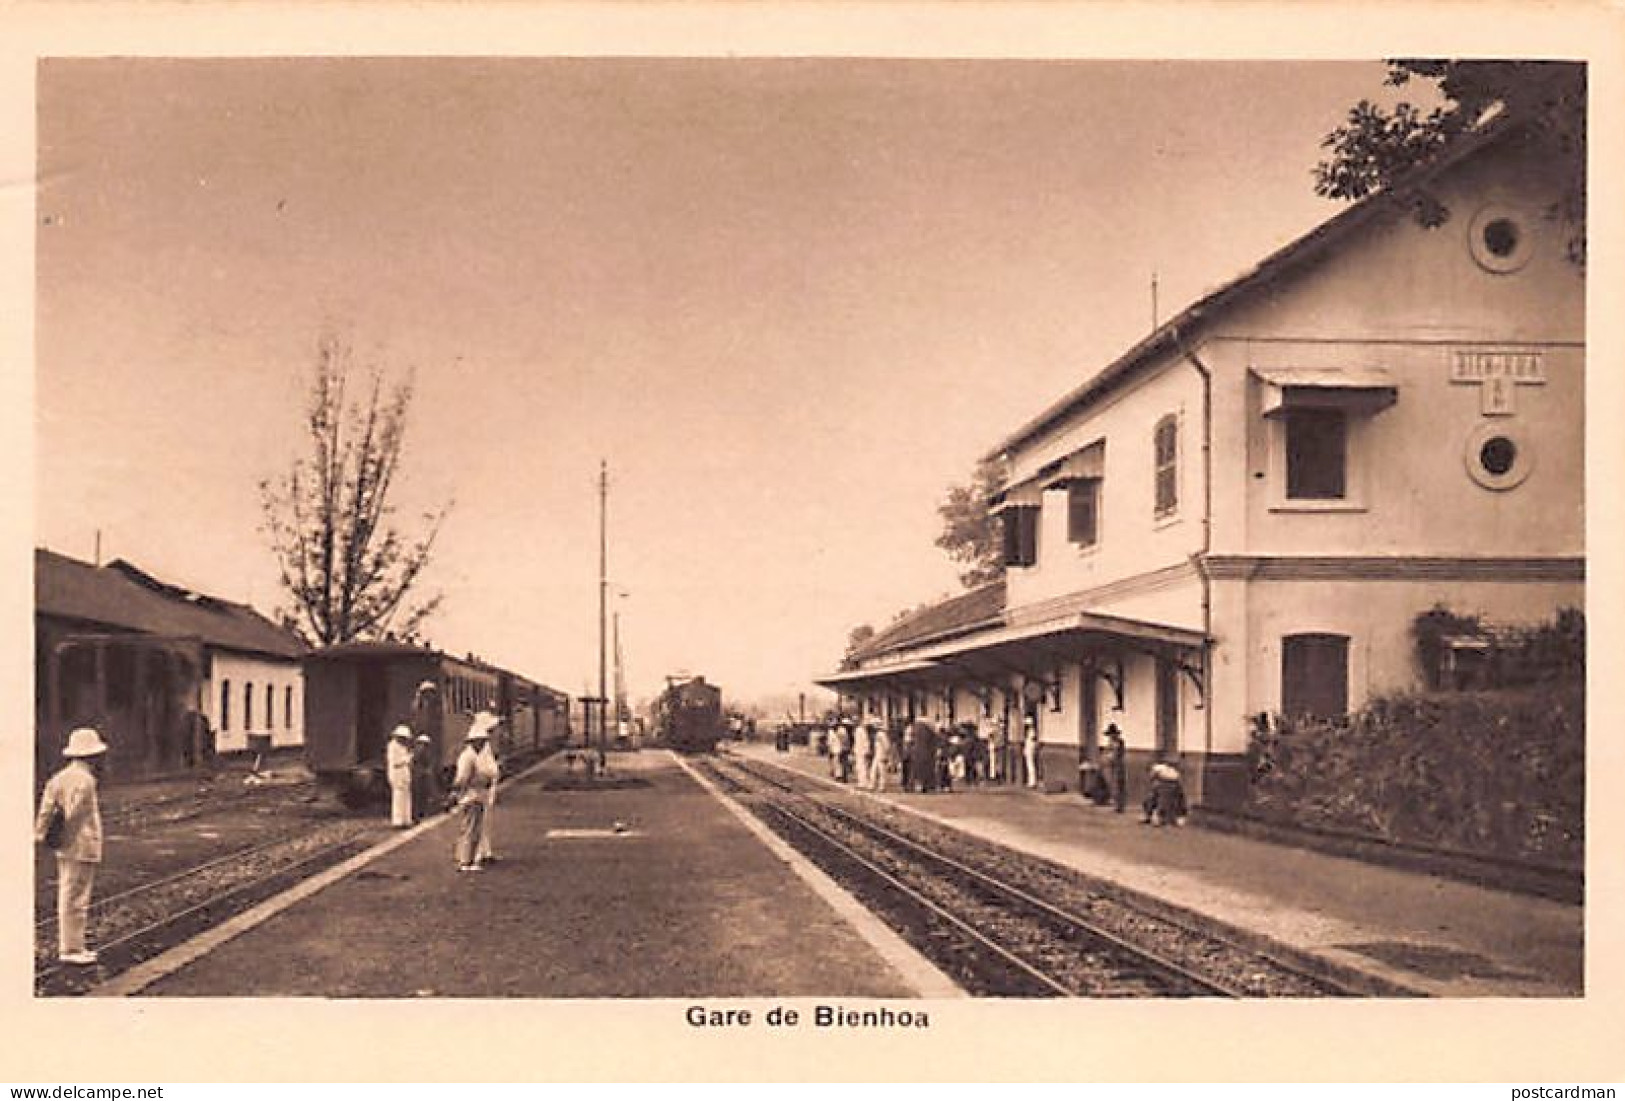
[1245,683,1584,867]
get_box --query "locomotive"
[654,675,724,753]
[303,641,570,805]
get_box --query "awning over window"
[1040,441,1105,489]
[1253,366,1398,417]
[989,479,1042,512]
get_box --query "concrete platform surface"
[734,742,1584,997]
[138,750,919,998]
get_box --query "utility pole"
[597,459,608,766]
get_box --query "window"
[1153,415,1179,517]
[221,679,231,732]
[1285,409,1347,500]
[245,682,254,731]
[267,684,275,729]
[1001,505,1039,568]
[285,685,294,728]
[1281,634,1350,719]
[1068,478,1101,548]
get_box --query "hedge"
[1245,683,1584,868]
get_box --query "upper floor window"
[1281,633,1349,719]
[1285,408,1347,500]
[1153,415,1179,517]
[1068,478,1101,548]
[1001,505,1039,568]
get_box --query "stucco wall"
[208,652,304,753]
[1003,354,1206,616]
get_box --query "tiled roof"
[35,548,307,660]
[848,580,1006,664]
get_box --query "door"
[356,660,391,765]
[1155,658,1179,756]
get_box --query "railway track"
[35,818,382,996]
[701,756,1365,998]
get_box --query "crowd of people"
[810,713,1188,826]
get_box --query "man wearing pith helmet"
[451,713,500,872]
[34,727,109,965]
[386,724,415,828]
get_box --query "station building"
[820,122,1584,810]
[35,548,308,781]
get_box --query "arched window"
[1281,633,1350,719]
[1153,414,1179,517]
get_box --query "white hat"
[465,713,495,741]
[63,727,109,758]
[391,724,413,741]
[415,734,432,744]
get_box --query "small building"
[35,548,308,781]
[821,119,1583,811]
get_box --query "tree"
[1314,61,1586,264]
[260,336,450,645]
[935,455,1007,588]
[846,623,876,654]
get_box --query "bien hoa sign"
[1450,349,1545,415]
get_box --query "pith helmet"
[391,724,413,742]
[63,727,109,758]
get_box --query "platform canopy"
[818,609,1208,692]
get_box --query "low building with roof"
[35,548,309,781]
[821,119,1583,811]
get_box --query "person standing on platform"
[1103,724,1128,813]
[474,710,503,865]
[986,713,1008,784]
[386,725,415,827]
[908,715,937,793]
[1022,714,1040,789]
[411,733,436,823]
[868,718,892,791]
[853,719,873,789]
[35,727,109,965]
[452,714,499,872]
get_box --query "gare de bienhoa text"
[685,1005,930,1029]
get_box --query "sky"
[35,57,1407,709]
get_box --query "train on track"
[303,642,571,805]
[654,675,724,753]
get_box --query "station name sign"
[1450,349,1545,415]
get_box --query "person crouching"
[452,715,500,872]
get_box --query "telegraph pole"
[597,459,608,766]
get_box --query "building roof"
[847,580,1006,664]
[985,118,1525,462]
[35,548,308,661]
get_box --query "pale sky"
[36,58,1403,707]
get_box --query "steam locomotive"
[654,675,723,753]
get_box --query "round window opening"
[1469,205,1534,273]
[1480,436,1517,475]
[1464,423,1534,490]
[1482,218,1520,258]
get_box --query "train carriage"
[303,641,569,805]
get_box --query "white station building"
[820,121,1584,809]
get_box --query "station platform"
[125,750,927,998]
[730,742,1584,998]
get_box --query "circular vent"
[1464,421,1535,490]
[1469,204,1535,274]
